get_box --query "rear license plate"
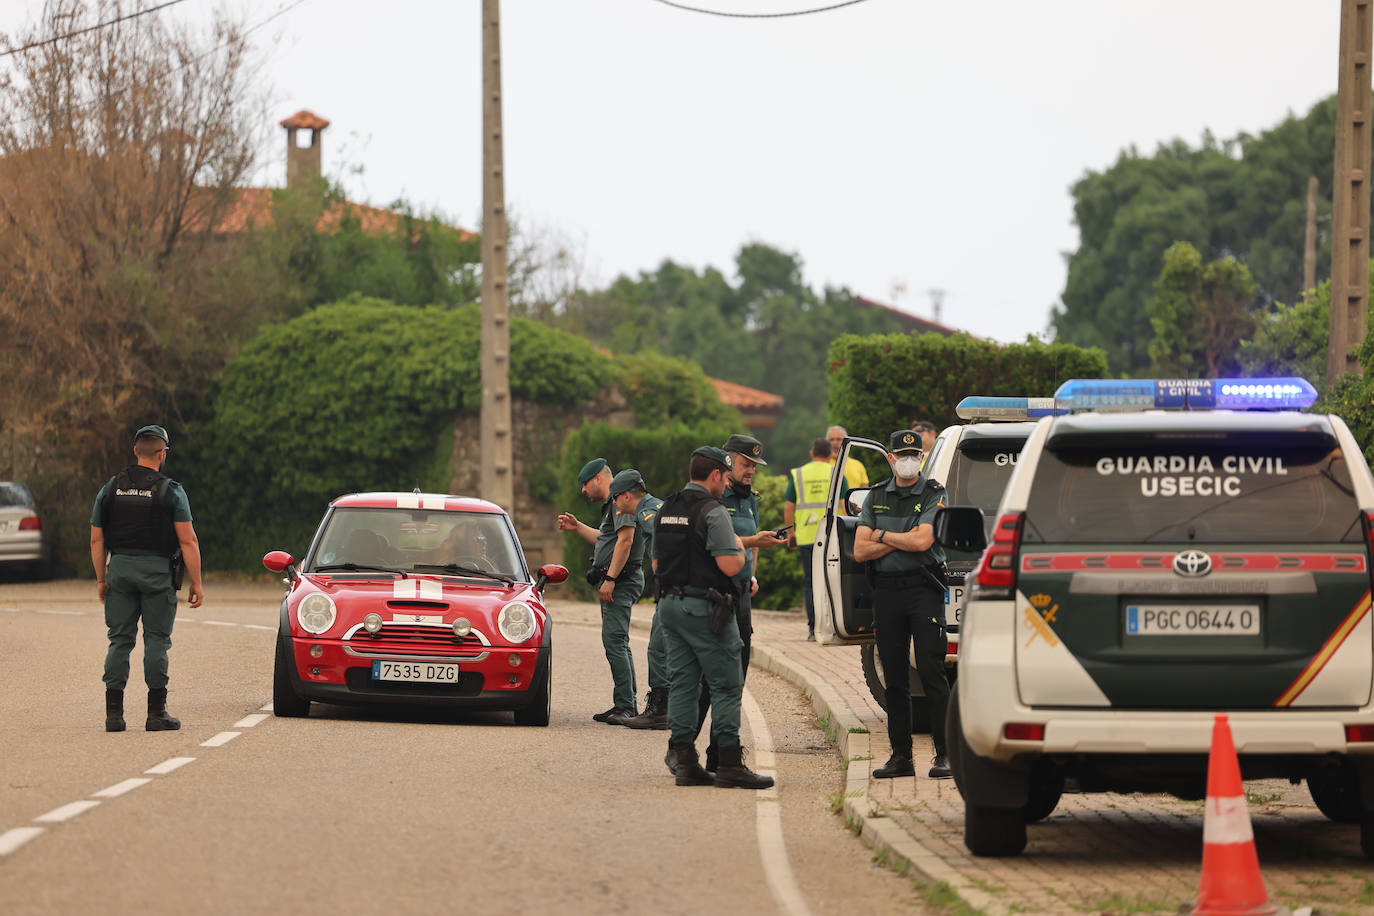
[371,660,460,683]
[945,586,965,623]
[1125,604,1261,636]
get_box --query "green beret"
[722,434,767,465]
[135,424,169,446]
[577,457,608,485]
[889,429,923,453]
[609,469,644,498]
[692,445,731,468]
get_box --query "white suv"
[940,378,1374,858]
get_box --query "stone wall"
[447,384,636,573]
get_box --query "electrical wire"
[0,0,192,58]
[647,0,871,18]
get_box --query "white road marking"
[741,687,814,916]
[36,609,83,616]
[34,800,100,823]
[92,778,151,798]
[200,620,237,626]
[243,624,276,631]
[260,702,274,711]
[0,827,45,855]
[233,714,269,728]
[200,731,241,747]
[145,756,195,775]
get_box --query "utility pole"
[926,288,946,325]
[1328,0,1373,385]
[480,0,513,510]
[1304,176,1319,295]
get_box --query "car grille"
[343,623,490,660]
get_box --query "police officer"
[557,458,643,725]
[609,469,673,731]
[854,430,952,779]
[90,425,204,733]
[690,434,787,767]
[654,446,772,789]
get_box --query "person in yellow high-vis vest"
[784,437,849,639]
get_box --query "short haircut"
[826,425,846,436]
[690,454,727,482]
[134,435,166,459]
[911,419,937,433]
[811,437,832,459]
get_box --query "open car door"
[813,435,886,646]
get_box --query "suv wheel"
[1024,759,1064,823]
[1308,765,1361,825]
[965,803,1027,857]
[860,643,931,732]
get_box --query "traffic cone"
[1192,713,1277,916]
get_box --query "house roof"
[855,295,963,337]
[710,378,783,412]
[280,109,330,130]
[192,186,476,240]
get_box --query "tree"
[1147,242,1259,377]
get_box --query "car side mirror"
[933,506,987,554]
[537,563,569,590]
[845,488,870,516]
[263,550,298,581]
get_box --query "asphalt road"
[0,581,932,915]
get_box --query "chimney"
[280,109,330,190]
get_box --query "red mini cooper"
[264,492,568,725]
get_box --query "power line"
[647,0,872,19]
[0,0,192,59]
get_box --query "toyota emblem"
[1172,549,1213,577]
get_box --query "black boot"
[146,687,181,731]
[714,744,773,790]
[624,689,669,730]
[670,742,714,786]
[105,688,125,733]
[705,740,719,774]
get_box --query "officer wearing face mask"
[852,429,952,780]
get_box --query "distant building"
[854,295,964,337]
[709,378,784,432]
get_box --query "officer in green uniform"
[609,469,674,731]
[653,446,772,789]
[691,434,787,767]
[557,458,644,725]
[854,429,952,779]
[90,425,204,733]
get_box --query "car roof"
[955,421,1040,444]
[329,493,506,514]
[1042,409,1336,443]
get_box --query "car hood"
[292,573,543,630]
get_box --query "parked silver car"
[0,482,52,578]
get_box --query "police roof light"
[1052,377,1317,411]
[954,397,1069,420]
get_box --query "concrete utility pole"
[480,0,513,510]
[1304,176,1319,295]
[1328,0,1374,385]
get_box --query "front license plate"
[1125,604,1261,636]
[371,660,460,683]
[945,586,965,624]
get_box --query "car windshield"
[0,483,34,508]
[942,442,1025,560]
[1024,436,1361,544]
[308,507,526,580]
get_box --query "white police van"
[937,378,1374,858]
[813,398,1061,729]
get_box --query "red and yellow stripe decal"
[1274,589,1372,707]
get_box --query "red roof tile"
[711,378,783,411]
[855,295,965,337]
[280,109,330,130]
[191,186,475,240]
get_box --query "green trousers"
[601,570,644,709]
[659,594,743,748]
[647,603,668,691]
[102,554,178,691]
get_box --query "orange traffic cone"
[1193,713,1277,916]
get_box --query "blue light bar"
[1053,377,1317,411]
[955,396,1068,420]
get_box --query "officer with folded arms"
[854,429,952,780]
[654,446,772,789]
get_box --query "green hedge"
[827,332,1110,438]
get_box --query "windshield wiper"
[314,563,409,577]
[412,563,514,584]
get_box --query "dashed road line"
[201,620,237,627]
[233,714,269,728]
[260,702,274,711]
[145,756,195,775]
[36,609,83,616]
[741,687,814,916]
[243,624,276,631]
[200,731,241,747]
[92,778,152,798]
[0,827,45,855]
[34,800,101,823]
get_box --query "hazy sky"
[17,0,1345,342]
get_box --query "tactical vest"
[791,460,832,546]
[101,466,179,557]
[653,487,735,596]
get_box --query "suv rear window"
[944,441,1026,559]
[1024,438,1360,544]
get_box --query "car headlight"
[498,601,536,644]
[297,593,337,635]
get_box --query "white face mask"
[894,455,922,478]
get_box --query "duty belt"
[872,570,940,590]
[659,585,709,598]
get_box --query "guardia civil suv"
[944,378,1374,859]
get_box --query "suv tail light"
[974,512,1024,594]
[18,516,40,531]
